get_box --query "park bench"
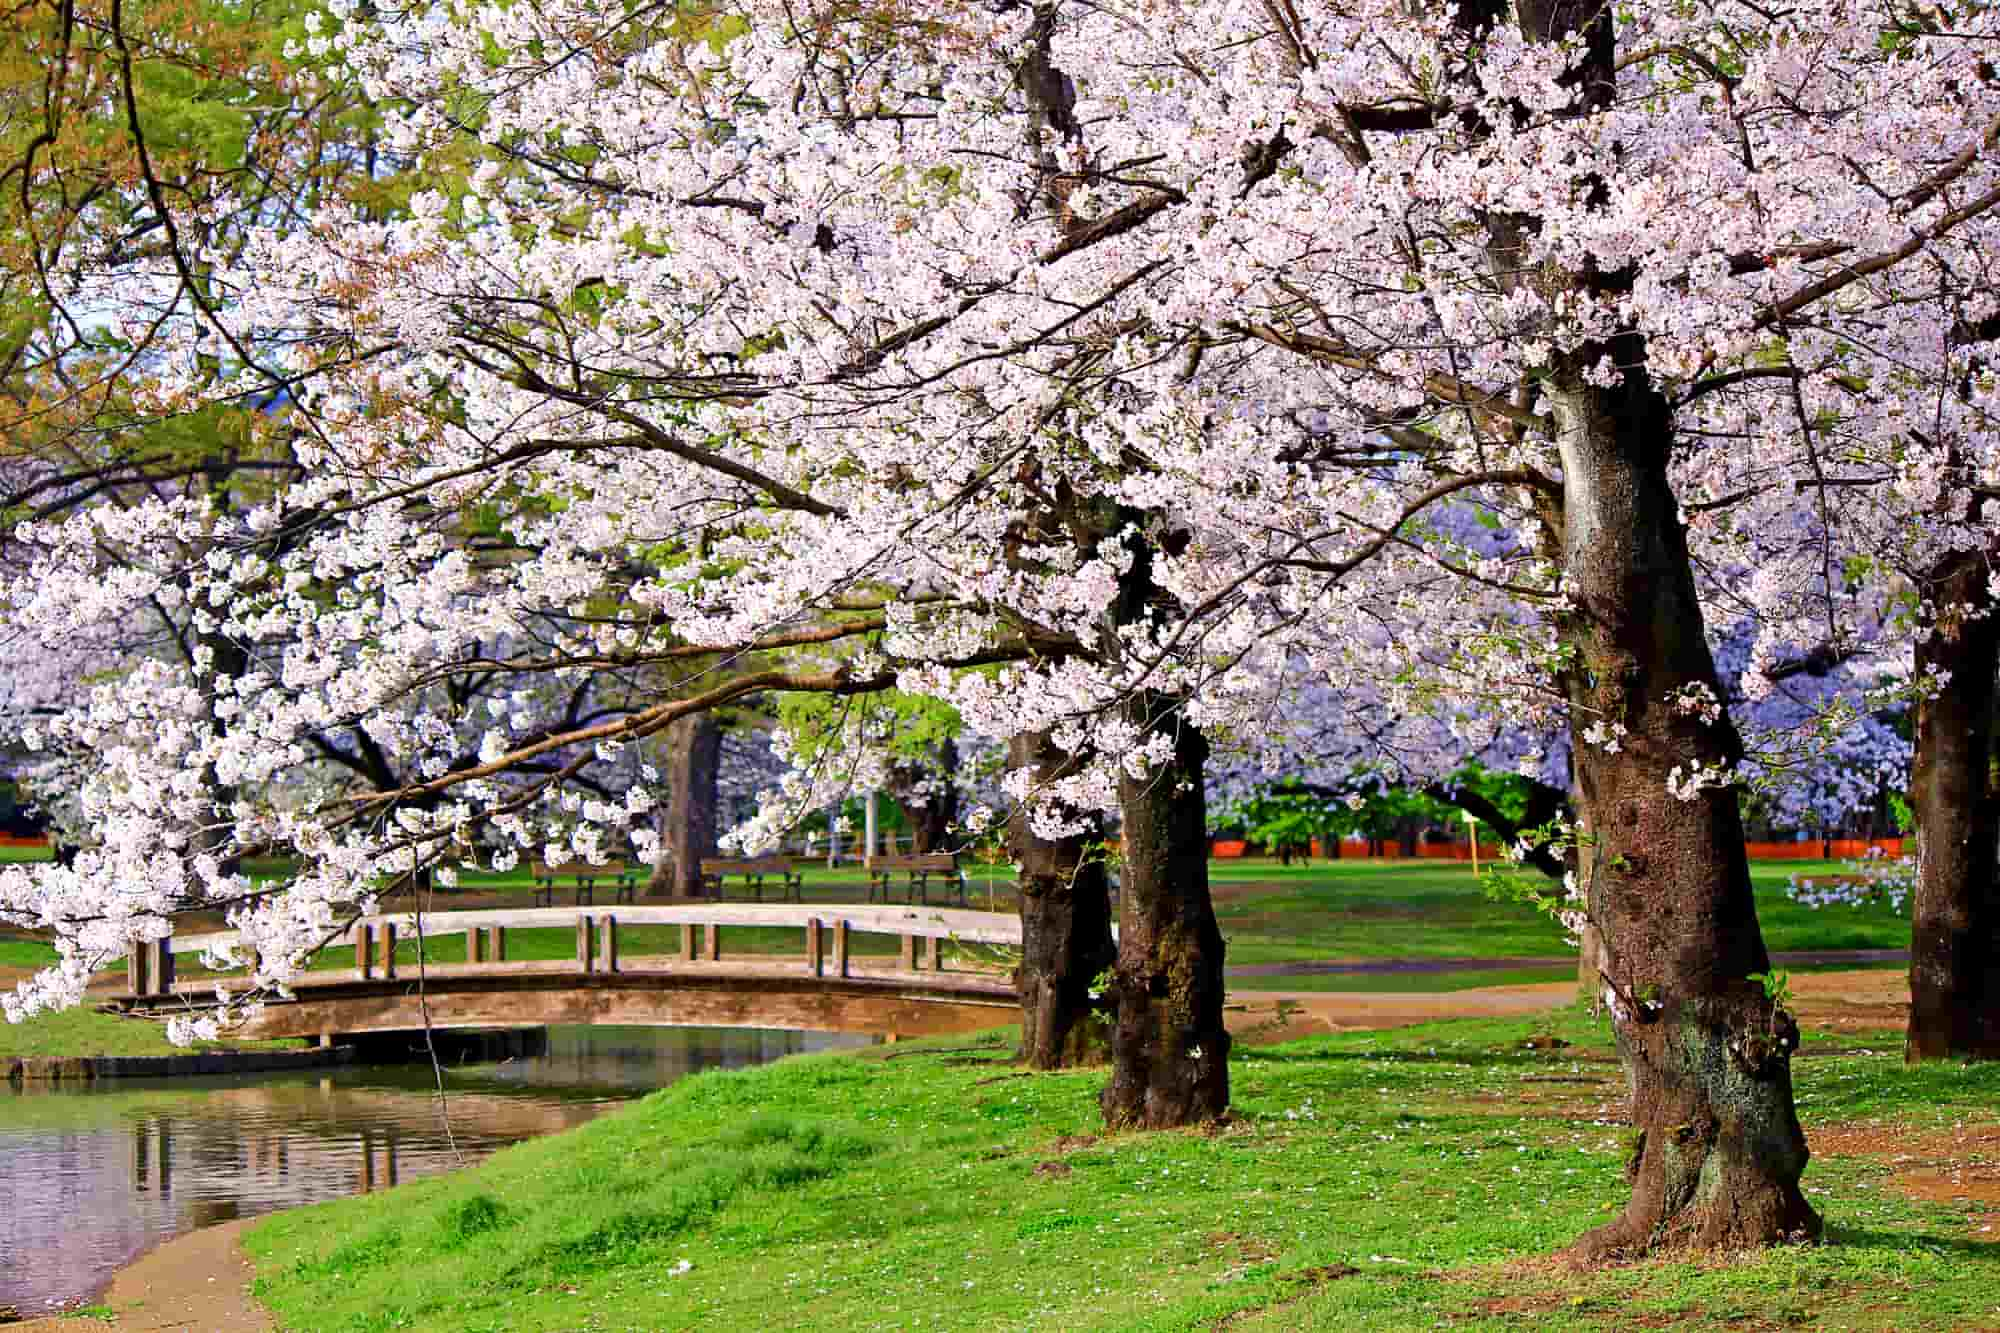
[866,852,968,907]
[530,859,637,907]
[699,855,805,901]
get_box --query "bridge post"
[899,933,915,972]
[833,919,850,978]
[703,923,720,961]
[924,934,941,972]
[806,918,822,977]
[679,924,696,961]
[576,915,594,973]
[380,922,397,980]
[155,938,175,994]
[490,926,506,962]
[599,915,618,973]
[464,927,480,965]
[128,942,148,998]
[354,923,372,979]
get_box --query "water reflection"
[0,1025,871,1313]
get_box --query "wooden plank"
[600,915,618,973]
[465,927,481,965]
[900,933,915,970]
[128,943,148,998]
[230,973,1020,1043]
[679,923,695,961]
[354,923,372,979]
[806,918,822,978]
[381,923,397,980]
[703,922,720,961]
[491,926,506,963]
[924,934,941,971]
[834,919,850,979]
[576,915,594,973]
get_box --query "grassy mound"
[245,1007,2000,1331]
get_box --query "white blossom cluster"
[4,0,1999,1027]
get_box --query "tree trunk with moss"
[1906,552,2000,1062]
[1552,351,1819,1258]
[1009,731,1115,1068]
[1099,699,1229,1128]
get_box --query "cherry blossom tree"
[7,0,2000,1258]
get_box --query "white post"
[1463,809,1479,878]
[827,800,842,867]
[865,790,879,865]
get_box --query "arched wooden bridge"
[115,904,1024,1042]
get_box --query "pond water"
[0,1026,871,1314]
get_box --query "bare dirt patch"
[1223,969,1911,1049]
[1785,968,1910,1031]
[1810,1120,2000,1238]
[1224,983,1577,1045]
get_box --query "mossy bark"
[1551,358,1819,1258]
[1906,552,2000,1062]
[1009,731,1115,1069]
[1448,0,1818,1254]
[1099,702,1229,1128]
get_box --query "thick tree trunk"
[1906,553,2000,1061]
[1552,360,1819,1257]
[1100,701,1230,1128]
[650,714,722,897]
[1008,732,1115,1069]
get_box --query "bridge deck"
[118,905,1025,1040]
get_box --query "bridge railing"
[131,904,1024,997]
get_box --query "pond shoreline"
[6,1043,353,1082]
[9,1218,271,1332]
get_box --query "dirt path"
[1225,982,1575,1044]
[1226,947,1910,977]
[10,1219,270,1332]
[1223,966,1913,1046]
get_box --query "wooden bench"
[530,860,637,907]
[698,856,804,902]
[867,852,967,907]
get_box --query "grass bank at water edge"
[246,1006,2000,1332]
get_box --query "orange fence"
[1744,838,1905,861]
[1209,839,1475,861]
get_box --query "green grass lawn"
[1213,859,1908,992]
[0,933,58,970]
[2,856,1911,1052]
[241,1004,1997,1332]
[323,857,1902,995]
[0,1003,303,1059]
